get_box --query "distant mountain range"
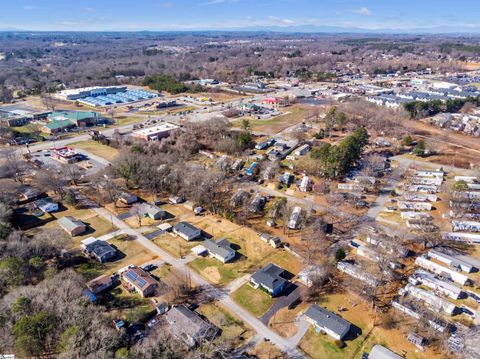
[1,24,480,35]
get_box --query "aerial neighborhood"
[1,9,480,359]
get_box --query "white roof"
[133,123,179,136]
[191,245,208,255]
[157,223,173,231]
[81,237,97,246]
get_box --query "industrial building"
[55,86,158,106]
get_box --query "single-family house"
[139,203,165,220]
[249,194,266,213]
[174,222,202,241]
[119,192,137,205]
[369,345,403,359]
[82,238,117,263]
[19,186,43,202]
[304,304,351,340]
[35,198,59,213]
[87,274,114,294]
[165,305,219,347]
[201,238,236,263]
[169,196,184,204]
[288,206,302,229]
[58,216,87,236]
[250,263,287,297]
[294,144,311,156]
[122,265,159,297]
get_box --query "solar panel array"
[78,89,158,107]
[137,278,146,288]
[126,270,138,281]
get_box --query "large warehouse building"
[55,86,158,106]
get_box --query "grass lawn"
[231,283,275,317]
[197,302,254,347]
[113,116,145,126]
[43,207,116,247]
[189,257,238,286]
[152,233,198,258]
[105,236,160,273]
[71,140,119,162]
[232,105,307,134]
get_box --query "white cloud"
[22,5,37,10]
[82,7,96,13]
[352,7,372,16]
[201,0,238,6]
[267,16,295,25]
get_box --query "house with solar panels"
[121,265,159,297]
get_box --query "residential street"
[92,207,307,358]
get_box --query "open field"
[232,105,308,134]
[197,302,255,348]
[152,232,198,258]
[231,283,276,317]
[71,140,120,162]
[113,115,146,126]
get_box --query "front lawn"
[189,257,238,286]
[231,283,275,317]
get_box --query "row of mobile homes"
[409,270,463,300]
[415,170,444,179]
[415,255,469,285]
[442,232,480,244]
[398,201,432,211]
[402,284,457,315]
[403,193,438,202]
[452,220,480,232]
[411,177,443,186]
[428,250,475,273]
[405,185,439,194]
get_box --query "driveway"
[91,207,307,358]
[260,282,307,325]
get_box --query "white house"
[304,304,351,340]
[173,222,202,241]
[428,250,474,273]
[403,284,457,315]
[415,255,469,285]
[397,201,432,211]
[442,232,480,244]
[288,206,302,229]
[294,144,311,156]
[452,220,480,233]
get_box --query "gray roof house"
[304,304,351,340]
[165,305,219,347]
[202,238,236,263]
[250,263,287,297]
[174,222,202,241]
[139,203,165,220]
[58,216,87,236]
[369,344,402,359]
[119,192,138,205]
[84,240,117,263]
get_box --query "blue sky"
[1,0,479,32]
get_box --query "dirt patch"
[202,266,222,284]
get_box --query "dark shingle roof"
[304,304,351,338]
[202,238,235,260]
[251,263,286,292]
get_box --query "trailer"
[398,201,432,211]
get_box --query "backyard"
[231,283,276,317]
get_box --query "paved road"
[92,207,307,358]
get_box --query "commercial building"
[131,123,179,141]
[55,86,158,106]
